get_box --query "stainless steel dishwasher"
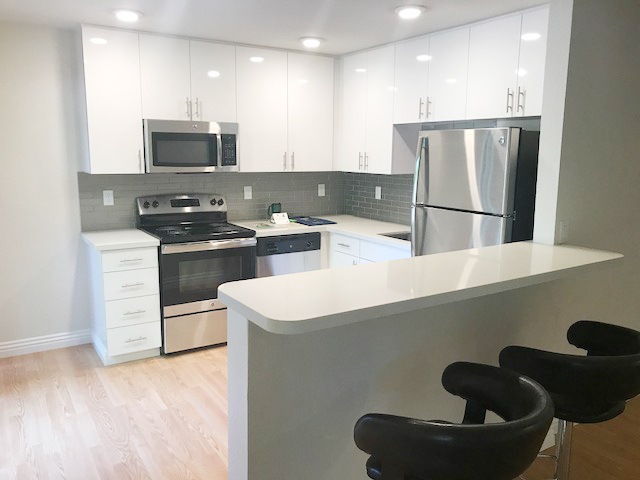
[256,232,322,277]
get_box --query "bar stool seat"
[354,362,553,480]
[499,320,640,479]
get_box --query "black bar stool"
[499,320,640,480]
[353,362,553,480]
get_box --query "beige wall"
[0,23,90,345]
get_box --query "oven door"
[160,238,256,315]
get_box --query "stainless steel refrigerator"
[411,127,539,256]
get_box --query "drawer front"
[105,295,161,329]
[360,240,411,263]
[102,247,158,273]
[103,268,159,301]
[329,250,360,268]
[164,309,227,354]
[330,233,360,257]
[107,321,161,357]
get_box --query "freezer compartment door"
[412,206,510,256]
[414,128,518,215]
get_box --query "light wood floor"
[1,345,639,479]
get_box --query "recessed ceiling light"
[416,54,432,62]
[516,68,528,77]
[445,78,458,84]
[250,56,264,63]
[300,37,322,49]
[395,6,426,20]
[207,70,221,78]
[298,79,309,84]
[355,68,367,73]
[521,32,541,41]
[114,10,141,22]
[90,37,108,45]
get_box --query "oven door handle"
[161,237,257,254]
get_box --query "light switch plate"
[244,186,252,200]
[318,184,325,197]
[103,190,114,206]
[375,186,382,200]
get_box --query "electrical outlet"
[375,186,382,200]
[103,190,114,206]
[318,184,325,197]
[559,221,570,244]
[243,186,252,200]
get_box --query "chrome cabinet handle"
[426,96,432,119]
[186,97,191,118]
[291,152,295,171]
[194,97,200,118]
[358,152,363,170]
[123,310,146,316]
[121,282,144,288]
[283,152,287,171]
[364,153,369,171]
[337,243,351,248]
[418,97,425,119]
[506,88,514,113]
[352,260,358,265]
[517,87,525,113]
[125,336,147,343]
[119,258,143,263]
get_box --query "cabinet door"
[287,53,334,172]
[340,52,368,173]
[393,37,430,124]
[466,15,522,120]
[329,250,360,268]
[236,47,288,172]
[427,27,470,122]
[189,41,237,122]
[81,27,144,174]
[139,35,191,120]
[365,45,396,174]
[516,7,549,117]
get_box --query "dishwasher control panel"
[256,232,321,256]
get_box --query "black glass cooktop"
[139,222,255,244]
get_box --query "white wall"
[0,23,90,349]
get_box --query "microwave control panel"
[220,134,237,166]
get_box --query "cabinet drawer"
[103,268,159,301]
[329,250,360,268]
[330,233,360,257]
[102,247,158,273]
[105,295,160,329]
[107,321,161,357]
[360,240,411,263]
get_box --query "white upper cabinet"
[139,35,237,122]
[393,37,430,124]
[139,35,192,120]
[427,27,470,122]
[515,7,549,117]
[236,46,288,172]
[81,27,144,174]
[340,52,368,173]
[365,46,396,175]
[287,53,334,172]
[466,14,523,120]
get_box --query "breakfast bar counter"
[218,242,622,480]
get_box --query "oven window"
[153,132,217,167]
[179,257,242,293]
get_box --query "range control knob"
[142,201,150,209]
[210,198,217,206]
[152,200,159,208]
[306,241,313,248]
[217,199,225,206]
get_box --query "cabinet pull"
[121,282,144,288]
[352,260,358,266]
[138,150,143,173]
[506,88,514,113]
[119,258,143,263]
[194,97,200,118]
[426,97,432,119]
[123,310,146,316]
[186,97,191,118]
[283,152,287,171]
[418,97,425,119]
[364,153,369,171]
[358,152,363,170]
[291,152,295,171]
[337,243,351,248]
[125,336,147,343]
[516,87,525,114]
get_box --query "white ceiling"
[0,0,548,55]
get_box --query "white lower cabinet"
[329,233,410,268]
[85,243,162,365]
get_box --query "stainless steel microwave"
[143,119,239,173]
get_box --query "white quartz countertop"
[81,229,159,251]
[219,242,623,335]
[234,215,411,250]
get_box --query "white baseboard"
[0,329,92,358]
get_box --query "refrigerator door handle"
[412,136,429,206]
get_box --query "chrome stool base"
[519,419,573,480]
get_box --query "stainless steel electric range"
[136,193,256,354]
